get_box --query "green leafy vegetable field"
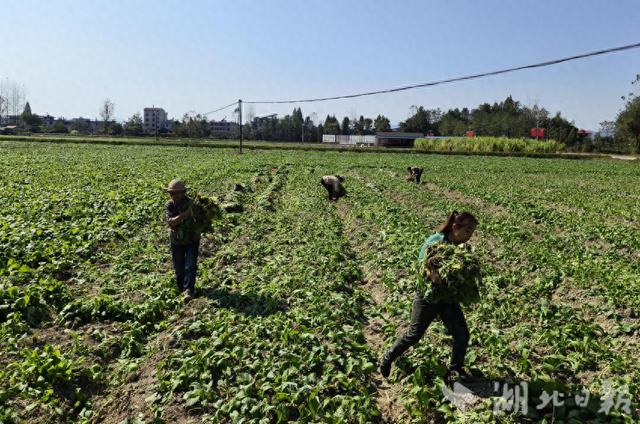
[0,140,638,423]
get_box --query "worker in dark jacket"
[407,167,424,184]
[163,179,199,304]
[320,175,347,202]
[379,211,478,382]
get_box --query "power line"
[244,41,640,105]
[202,101,238,116]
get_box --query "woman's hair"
[439,211,478,234]
[407,166,412,171]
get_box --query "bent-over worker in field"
[320,175,347,202]
[164,179,200,304]
[379,211,478,382]
[407,166,424,184]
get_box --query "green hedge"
[415,136,565,154]
[1,135,599,159]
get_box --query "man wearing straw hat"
[164,179,199,303]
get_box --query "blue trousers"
[170,239,200,292]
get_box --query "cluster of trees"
[397,98,582,147]
[172,114,211,138]
[125,112,234,139]
[595,74,640,153]
[241,81,637,152]
[239,106,392,142]
[238,100,580,146]
[1,92,124,135]
[21,103,43,133]
[236,83,638,152]
[53,99,121,135]
[0,78,28,126]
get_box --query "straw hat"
[162,179,192,193]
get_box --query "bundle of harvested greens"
[177,194,223,240]
[221,191,243,213]
[417,242,481,305]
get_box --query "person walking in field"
[320,175,347,202]
[379,211,478,382]
[407,166,424,184]
[164,179,200,303]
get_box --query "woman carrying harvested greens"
[379,211,479,382]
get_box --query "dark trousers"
[415,172,422,184]
[170,239,200,292]
[383,290,469,369]
[321,179,333,199]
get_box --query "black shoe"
[451,367,473,383]
[379,360,392,378]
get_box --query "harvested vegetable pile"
[178,194,223,239]
[417,242,481,305]
[221,191,243,213]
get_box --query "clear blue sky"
[2,0,639,131]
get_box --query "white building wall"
[323,134,376,146]
[144,108,168,133]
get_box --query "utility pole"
[238,99,243,154]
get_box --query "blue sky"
[2,0,639,130]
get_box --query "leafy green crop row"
[0,140,638,423]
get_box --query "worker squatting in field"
[320,175,347,202]
[407,166,424,184]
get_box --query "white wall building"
[144,107,168,133]
[209,119,238,135]
[252,113,278,131]
[322,134,378,147]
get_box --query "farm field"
[0,140,639,424]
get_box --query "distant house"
[88,119,101,133]
[252,114,278,131]
[209,119,238,136]
[1,126,18,135]
[42,115,55,127]
[56,117,110,133]
[376,132,424,148]
[322,134,377,146]
[69,117,92,132]
[0,115,20,126]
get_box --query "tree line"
[3,74,639,153]
[597,74,640,153]
[238,99,585,147]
